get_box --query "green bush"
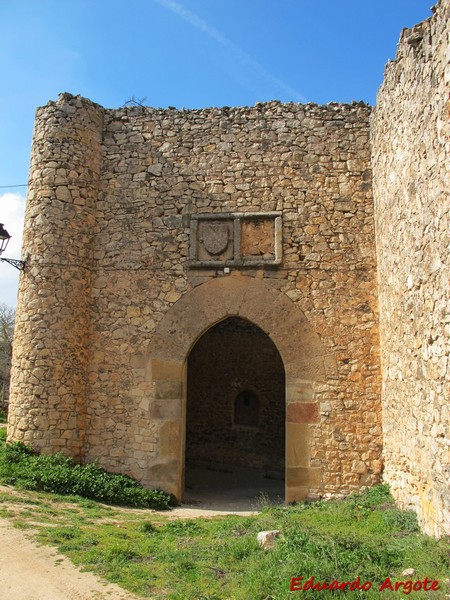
[0,440,174,510]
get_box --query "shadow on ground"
[183,463,284,513]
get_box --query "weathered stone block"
[286,403,320,424]
[148,359,183,382]
[285,485,309,503]
[286,423,310,467]
[286,467,321,488]
[154,381,182,400]
[150,399,181,420]
[286,380,314,403]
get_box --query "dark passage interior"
[184,317,285,508]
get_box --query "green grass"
[0,430,448,598]
[0,483,448,599]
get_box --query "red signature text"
[290,576,440,594]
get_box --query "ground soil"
[0,518,140,600]
[0,504,257,600]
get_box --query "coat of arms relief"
[199,220,234,261]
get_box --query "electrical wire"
[0,184,28,188]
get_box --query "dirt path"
[0,510,257,600]
[0,481,257,600]
[0,460,264,599]
[0,519,140,600]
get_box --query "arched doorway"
[144,275,329,502]
[184,316,286,506]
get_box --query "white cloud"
[155,0,307,103]
[0,193,26,307]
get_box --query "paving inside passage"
[183,463,285,513]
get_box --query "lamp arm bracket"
[0,257,26,271]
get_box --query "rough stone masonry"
[7,0,449,537]
[371,0,449,538]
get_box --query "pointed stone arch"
[145,275,331,501]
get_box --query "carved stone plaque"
[241,218,275,260]
[190,212,281,267]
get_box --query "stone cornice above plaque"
[189,212,282,267]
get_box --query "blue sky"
[0,0,433,306]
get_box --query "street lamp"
[0,223,26,271]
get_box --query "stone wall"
[8,93,381,503]
[371,0,449,537]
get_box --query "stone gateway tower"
[8,1,449,538]
[9,97,382,504]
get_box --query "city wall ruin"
[371,0,449,538]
